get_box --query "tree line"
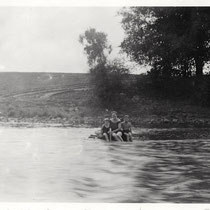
[79,7,210,109]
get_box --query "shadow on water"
[0,127,210,202]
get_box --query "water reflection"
[0,127,209,202]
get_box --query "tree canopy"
[120,7,210,77]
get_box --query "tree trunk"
[195,57,204,77]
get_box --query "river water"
[0,127,209,202]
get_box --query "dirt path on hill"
[0,87,91,101]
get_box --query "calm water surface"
[0,127,209,202]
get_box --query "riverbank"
[1,97,210,129]
[1,113,210,129]
[1,117,210,140]
[1,72,210,139]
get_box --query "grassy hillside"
[0,72,95,126]
[0,72,210,128]
[0,72,89,95]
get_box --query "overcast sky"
[0,7,128,73]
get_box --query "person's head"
[124,115,129,122]
[111,111,117,119]
[104,118,110,126]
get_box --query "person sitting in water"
[101,118,111,141]
[110,111,123,141]
[121,115,132,142]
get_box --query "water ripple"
[0,127,210,202]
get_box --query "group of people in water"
[100,111,132,142]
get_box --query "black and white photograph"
[0,0,210,205]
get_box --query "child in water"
[121,115,132,141]
[101,118,111,141]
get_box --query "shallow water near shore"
[0,127,210,202]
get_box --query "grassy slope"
[0,72,210,128]
[0,72,94,125]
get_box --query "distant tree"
[79,28,129,109]
[79,28,112,68]
[119,7,210,77]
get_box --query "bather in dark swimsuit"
[101,124,110,134]
[110,119,121,133]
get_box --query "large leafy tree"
[120,7,210,77]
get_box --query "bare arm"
[129,123,132,133]
[101,125,104,134]
[118,122,122,131]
